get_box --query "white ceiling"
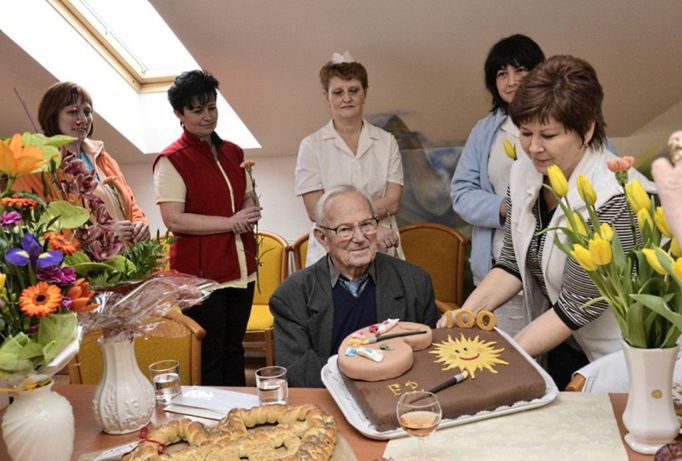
[2,0,682,164]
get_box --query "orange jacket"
[13,138,148,224]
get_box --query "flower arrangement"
[0,133,98,385]
[545,157,682,349]
[0,132,169,387]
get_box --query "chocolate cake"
[341,326,547,432]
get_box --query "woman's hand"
[652,156,682,243]
[131,221,150,242]
[231,206,262,234]
[376,225,399,251]
[112,220,134,243]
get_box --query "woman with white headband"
[295,51,404,266]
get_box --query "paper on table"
[163,386,259,419]
[383,393,628,461]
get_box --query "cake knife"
[427,370,469,394]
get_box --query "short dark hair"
[484,34,545,112]
[168,70,219,113]
[319,62,368,92]
[508,55,607,149]
[38,82,94,137]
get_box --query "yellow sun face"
[429,334,508,379]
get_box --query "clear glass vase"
[1,380,74,461]
[92,335,155,434]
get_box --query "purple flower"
[1,211,22,228]
[61,296,73,310]
[5,233,63,268]
[38,266,77,285]
[77,224,124,261]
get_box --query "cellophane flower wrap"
[78,272,218,343]
[545,158,682,349]
[0,133,97,387]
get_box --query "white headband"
[331,51,354,64]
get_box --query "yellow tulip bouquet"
[545,158,682,349]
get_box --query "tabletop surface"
[0,385,662,461]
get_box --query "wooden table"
[0,386,662,460]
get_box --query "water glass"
[255,366,288,405]
[148,359,181,402]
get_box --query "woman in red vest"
[153,70,262,385]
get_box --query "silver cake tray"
[321,327,559,440]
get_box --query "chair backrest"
[68,310,205,385]
[399,223,469,306]
[253,231,290,303]
[291,233,309,271]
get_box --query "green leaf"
[36,313,77,362]
[630,294,682,346]
[64,251,92,266]
[624,302,648,348]
[39,200,90,230]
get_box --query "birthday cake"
[337,317,547,432]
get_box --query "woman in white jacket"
[439,55,652,389]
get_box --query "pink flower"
[606,156,635,173]
[240,159,256,169]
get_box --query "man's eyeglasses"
[318,217,379,239]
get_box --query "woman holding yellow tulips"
[439,55,654,388]
[450,34,544,336]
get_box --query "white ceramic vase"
[92,335,155,434]
[1,380,74,461]
[621,339,680,454]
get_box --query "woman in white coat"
[295,52,404,266]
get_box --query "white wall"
[119,155,310,243]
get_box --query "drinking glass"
[148,359,181,402]
[396,390,442,461]
[255,366,288,405]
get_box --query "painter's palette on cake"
[322,324,558,439]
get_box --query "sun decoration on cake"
[429,334,508,378]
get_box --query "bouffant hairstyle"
[484,34,545,112]
[319,61,368,92]
[168,70,219,113]
[508,55,607,149]
[38,82,94,137]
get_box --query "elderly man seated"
[270,185,438,387]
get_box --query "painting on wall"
[369,112,467,230]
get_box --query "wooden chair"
[291,233,309,271]
[243,231,290,366]
[68,310,205,385]
[399,223,469,313]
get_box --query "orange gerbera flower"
[0,195,39,209]
[67,278,98,312]
[19,282,62,317]
[44,231,80,255]
[0,133,49,178]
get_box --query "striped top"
[495,192,641,330]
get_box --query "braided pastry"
[122,404,336,461]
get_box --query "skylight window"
[56,0,197,87]
[2,0,259,153]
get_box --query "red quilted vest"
[154,130,257,282]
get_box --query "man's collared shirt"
[327,256,376,297]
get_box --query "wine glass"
[396,390,442,460]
